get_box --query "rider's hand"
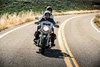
[54,24,59,28]
[35,22,38,24]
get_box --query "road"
[0,13,100,67]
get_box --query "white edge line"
[0,14,97,39]
[91,17,100,33]
[0,21,34,38]
[58,14,97,66]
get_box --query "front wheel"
[40,37,46,54]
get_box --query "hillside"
[0,0,99,31]
[0,0,99,15]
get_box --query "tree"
[0,0,4,5]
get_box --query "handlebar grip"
[35,22,38,24]
[54,25,59,28]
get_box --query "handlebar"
[35,21,59,28]
[54,24,59,28]
[35,22,38,24]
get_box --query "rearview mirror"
[35,17,39,20]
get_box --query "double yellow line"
[58,17,79,67]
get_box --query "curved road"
[64,13,100,67]
[0,13,100,67]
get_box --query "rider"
[34,6,56,47]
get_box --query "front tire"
[41,37,46,54]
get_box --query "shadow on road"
[36,48,71,58]
[43,49,63,58]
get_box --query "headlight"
[43,26,49,32]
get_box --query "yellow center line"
[58,31,73,67]
[62,21,79,67]
[58,16,80,67]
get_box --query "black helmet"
[46,6,53,13]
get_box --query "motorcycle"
[34,17,59,54]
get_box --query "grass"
[0,11,36,31]
[0,10,99,31]
[94,14,100,28]
[0,25,8,31]
[0,0,99,31]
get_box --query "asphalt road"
[0,13,100,67]
[64,13,100,67]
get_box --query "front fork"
[40,33,51,47]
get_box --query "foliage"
[94,14,100,28]
[0,0,99,15]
